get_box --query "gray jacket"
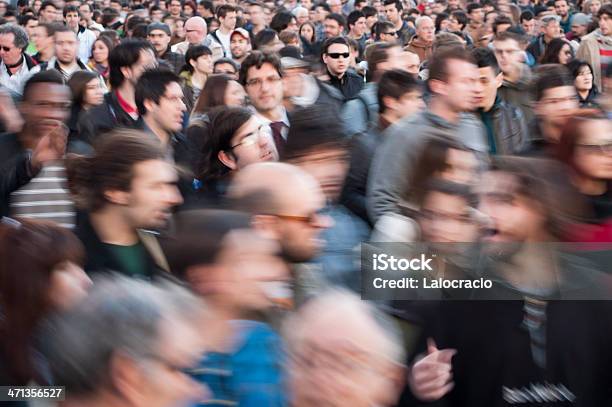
[366,111,488,222]
[341,83,378,136]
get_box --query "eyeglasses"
[383,31,398,36]
[245,75,282,88]
[0,46,13,52]
[230,125,270,149]
[274,212,321,225]
[326,52,350,59]
[576,143,612,154]
[577,70,593,77]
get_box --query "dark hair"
[108,39,155,88]
[99,29,121,46]
[213,57,239,72]
[566,58,595,83]
[362,5,377,18]
[135,68,181,116]
[66,129,166,212]
[101,8,120,27]
[520,10,534,22]
[325,12,346,31]
[131,23,149,39]
[126,15,146,32]
[52,24,75,37]
[533,64,575,101]
[282,104,347,161]
[63,4,79,17]
[90,35,114,63]
[314,2,331,12]
[279,30,299,45]
[239,50,282,85]
[472,46,501,75]
[18,14,37,26]
[354,0,368,8]
[197,106,253,181]
[466,2,482,15]
[556,113,609,176]
[599,3,612,18]
[347,10,365,29]
[23,70,65,101]
[428,47,476,88]
[183,44,212,73]
[417,178,476,208]
[321,35,349,56]
[450,10,468,30]
[299,21,316,42]
[68,71,100,108]
[383,0,402,11]
[193,74,235,114]
[0,219,84,385]
[374,21,395,41]
[39,0,57,12]
[605,63,612,79]
[435,12,449,32]
[494,30,523,45]
[254,28,278,49]
[201,0,214,11]
[378,69,422,114]
[216,4,236,18]
[79,2,93,13]
[270,10,295,33]
[492,15,513,34]
[366,42,398,82]
[540,38,573,64]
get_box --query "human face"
[193,53,213,75]
[65,11,80,30]
[183,4,194,17]
[469,7,484,23]
[554,0,568,18]
[245,62,283,114]
[151,9,165,22]
[493,38,522,75]
[323,43,350,76]
[314,5,328,23]
[286,17,299,33]
[48,261,92,310]
[122,159,183,229]
[54,30,78,64]
[83,78,105,108]
[574,65,593,92]
[249,4,266,26]
[438,18,451,32]
[394,90,425,119]
[79,4,92,22]
[224,80,246,106]
[20,83,71,137]
[522,18,536,35]
[600,13,612,36]
[535,86,578,131]
[351,17,367,37]
[214,62,238,78]
[324,18,343,38]
[402,51,420,74]
[291,148,349,202]
[148,29,171,54]
[220,11,237,31]
[223,117,278,169]
[175,19,185,38]
[148,82,186,133]
[185,19,207,44]
[328,0,342,14]
[417,18,435,42]
[40,5,59,22]
[300,23,314,42]
[589,0,601,15]
[543,19,561,39]
[420,192,478,244]
[92,39,109,64]
[571,22,587,37]
[384,3,400,24]
[230,34,250,59]
[475,66,502,111]
[558,43,572,64]
[0,33,23,66]
[448,15,462,31]
[366,14,378,30]
[296,10,309,26]
[24,18,39,37]
[433,59,480,112]
[169,0,182,16]
[125,49,158,85]
[573,120,612,180]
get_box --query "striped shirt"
[599,37,612,80]
[9,162,75,229]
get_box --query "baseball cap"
[147,22,171,36]
[230,27,251,41]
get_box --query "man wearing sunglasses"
[0,24,41,95]
[322,36,363,101]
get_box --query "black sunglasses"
[0,46,12,52]
[326,52,350,59]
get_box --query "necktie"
[269,121,286,153]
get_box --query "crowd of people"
[1,0,612,404]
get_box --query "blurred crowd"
[1,0,612,404]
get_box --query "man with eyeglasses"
[527,14,563,62]
[322,36,363,101]
[0,24,41,96]
[171,16,209,55]
[240,51,289,153]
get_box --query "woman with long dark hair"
[540,38,574,64]
[567,59,600,108]
[180,45,214,112]
[87,35,114,88]
[0,218,92,386]
[67,71,105,151]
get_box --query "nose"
[167,185,184,207]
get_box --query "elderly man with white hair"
[292,6,310,26]
[405,16,435,63]
[172,16,210,54]
[284,289,406,407]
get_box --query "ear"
[250,214,282,240]
[120,65,132,81]
[428,79,448,97]
[218,150,238,170]
[494,71,503,89]
[104,189,131,206]
[382,95,399,113]
[189,58,197,69]
[143,98,157,114]
[322,54,329,65]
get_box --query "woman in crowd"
[435,12,451,32]
[299,21,317,56]
[0,218,92,387]
[540,38,574,64]
[67,71,105,151]
[191,74,246,121]
[181,45,213,113]
[567,59,600,109]
[87,35,114,87]
[183,0,196,17]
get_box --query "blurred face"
[535,86,578,131]
[146,82,186,133]
[291,148,349,202]
[191,53,212,74]
[366,14,378,29]
[214,62,238,78]
[420,191,478,243]
[522,18,536,35]
[20,83,71,135]
[125,49,158,85]
[79,4,92,21]
[554,0,568,17]
[220,11,237,31]
[543,20,561,39]
[185,19,207,44]
[600,13,612,36]
[590,0,601,15]
[574,65,593,91]
[0,33,23,66]
[475,66,503,110]
[314,6,328,23]
[249,5,266,25]
[120,159,183,229]
[152,9,164,22]
[384,3,400,24]
[92,39,109,63]
[224,80,246,106]
[300,23,314,41]
[417,18,435,42]
[573,120,612,180]
[296,10,309,26]
[65,11,80,30]
[394,89,425,119]
[323,43,350,76]
[440,148,479,185]
[324,18,343,38]
[351,16,367,36]
[169,0,181,15]
[571,23,587,37]
[329,0,342,14]
[55,31,78,64]
[403,51,420,74]
[175,20,185,38]
[438,18,451,32]
[493,38,522,75]
[40,5,59,22]
[558,43,572,64]
[432,59,480,112]
[230,34,250,59]
[83,78,105,107]
[220,118,277,171]
[24,18,39,37]
[148,29,171,54]
[469,7,484,23]
[245,62,283,113]
[448,15,462,31]
[48,261,92,310]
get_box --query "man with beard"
[230,27,251,64]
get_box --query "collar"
[5,54,25,69]
[251,106,289,127]
[115,90,138,115]
[423,110,459,129]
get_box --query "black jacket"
[327,69,364,101]
[77,91,139,146]
[0,133,34,217]
[478,98,529,155]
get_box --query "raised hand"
[408,338,457,402]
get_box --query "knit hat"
[147,22,171,36]
[571,13,591,27]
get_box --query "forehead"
[26,82,71,100]
[134,159,177,182]
[149,29,169,36]
[55,31,77,40]
[0,32,14,43]
[247,62,278,79]
[327,42,349,52]
[448,59,477,77]
[216,62,235,70]
[541,85,575,98]
[231,34,248,41]
[494,38,519,48]
[477,66,498,78]
[164,81,184,96]
[475,171,518,195]
[423,191,469,211]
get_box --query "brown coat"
[405,36,433,64]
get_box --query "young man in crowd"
[466,2,485,45]
[147,22,183,74]
[347,10,368,58]
[577,4,612,92]
[384,0,414,44]
[321,36,363,101]
[554,0,573,33]
[527,14,563,61]
[45,25,92,80]
[31,22,55,64]
[229,27,251,64]
[247,1,268,37]
[207,4,237,59]
[322,12,346,39]
[64,5,95,63]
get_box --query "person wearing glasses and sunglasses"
[322,36,364,101]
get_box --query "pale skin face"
[574,65,593,93]
[244,62,283,114]
[0,33,23,66]
[218,117,278,171]
[83,78,105,108]
[419,192,479,244]
[323,43,350,77]
[145,82,187,134]
[573,120,612,181]
[92,39,109,64]
[55,31,79,65]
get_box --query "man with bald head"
[284,289,406,406]
[172,16,209,54]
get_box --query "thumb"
[437,348,458,364]
[427,338,438,355]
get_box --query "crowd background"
[0,0,612,404]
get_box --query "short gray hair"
[415,16,433,29]
[0,23,29,49]
[37,276,204,397]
